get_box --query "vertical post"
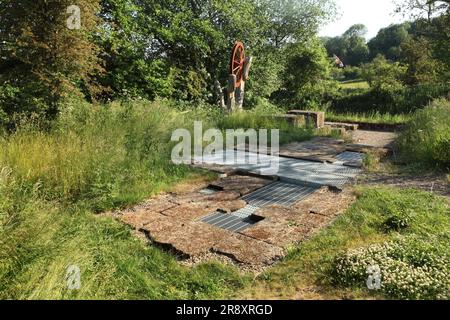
[227,74,237,112]
[235,56,253,111]
[214,79,226,110]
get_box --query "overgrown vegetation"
[0,0,449,301]
[398,98,450,169]
[240,187,449,300]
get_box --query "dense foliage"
[0,0,336,125]
[398,98,450,169]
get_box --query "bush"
[361,54,407,91]
[342,66,362,81]
[332,235,449,300]
[398,98,450,169]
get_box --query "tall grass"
[0,100,217,210]
[398,98,450,170]
[326,111,411,125]
[0,98,320,299]
[0,99,254,299]
[239,187,449,299]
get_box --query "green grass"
[1,99,447,300]
[326,111,411,125]
[239,187,449,299]
[398,98,450,170]
[0,99,317,299]
[338,79,370,90]
[0,169,248,299]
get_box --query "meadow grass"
[338,80,370,90]
[326,111,411,125]
[1,99,447,299]
[0,99,314,299]
[398,98,450,170]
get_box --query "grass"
[0,168,248,299]
[237,187,449,300]
[0,99,318,299]
[338,79,370,90]
[1,99,448,300]
[326,111,411,125]
[398,98,450,170]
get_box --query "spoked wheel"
[229,41,245,88]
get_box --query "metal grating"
[241,181,319,207]
[201,211,256,233]
[335,151,365,164]
[231,205,259,218]
[196,150,363,188]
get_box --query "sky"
[319,0,409,40]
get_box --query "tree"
[324,24,370,66]
[136,0,336,103]
[368,22,411,60]
[361,54,407,90]
[400,37,446,85]
[96,0,173,100]
[274,38,337,108]
[0,0,103,117]
[395,0,450,77]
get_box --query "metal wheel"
[229,41,245,88]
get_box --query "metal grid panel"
[231,205,259,218]
[242,181,319,207]
[335,151,365,164]
[201,211,254,233]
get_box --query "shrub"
[398,98,450,169]
[342,66,362,81]
[332,235,450,300]
[361,54,407,91]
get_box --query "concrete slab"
[120,211,164,230]
[208,174,273,196]
[147,222,234,257]
[212,233,284,265]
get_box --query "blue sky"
[319,0,409,40]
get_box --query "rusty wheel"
[229,41,245,88]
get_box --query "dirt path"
[349,129,448,198]
[350,130,398,149]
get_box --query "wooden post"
[236,57,252,111]
[214,79,226,110]
[227,74,237,112]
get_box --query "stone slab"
[208,175,273,196]
[212,233,284,265]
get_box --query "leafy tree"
[400,37,446,85]
[324,24,370,66]
[274,38,337,109]
[0,0,103,118]
[361,54,407,90]
[368,23,411,60]
[96,0,173,100]
[395,0,450,77]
